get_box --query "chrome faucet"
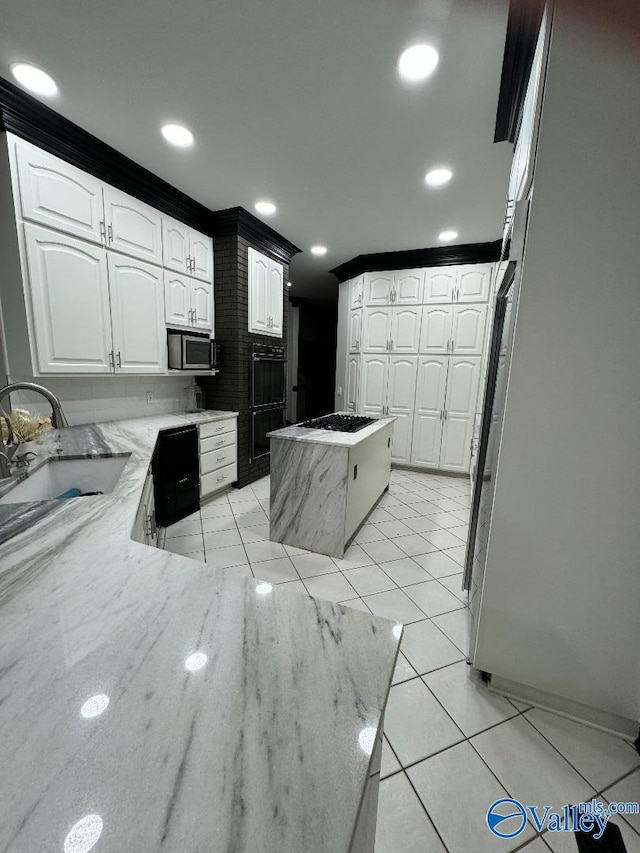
[0,382,69,479]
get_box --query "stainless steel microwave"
[167,331,220,371]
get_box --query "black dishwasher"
[152,425,199,527]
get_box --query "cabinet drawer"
[199,418,236,440]
[200,444,237,475]
[201,463,237,496]
[200,431,236,454]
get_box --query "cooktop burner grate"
[299,414,376,433]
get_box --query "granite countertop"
[0,411,400,853]
[268,415,396,448]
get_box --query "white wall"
[474,3,640,721]
[8,375,189,425]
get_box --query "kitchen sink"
[0,456,130,504]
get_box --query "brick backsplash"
[198,233,289,488]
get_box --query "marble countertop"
[268,415,396,448]
[0,411,400,853]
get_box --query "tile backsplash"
[7,376,192,425]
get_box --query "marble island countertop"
[0,411,400,853]
[268,414,397,448]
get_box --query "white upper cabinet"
[387,355,418,463]
[349,310,362,353]
[365,272,394,306]
[268,259,284,337]
[107,254,165,374]
[164,272,191,328]
[248,246,283,337]
[103,185,163,266]
[189,229,213,282]
[248,247,269,335]
[390,307,421,352]
[456,265,492,303]
[162,219,213,282]
[440,357,481,472]
[349,275,364,310]
[164,272,214,333]
[362,307,392,353]
[162,218,190,274]
[23,223,113,374]
[411,356,448,468]
[424,267,457,303]
[15,139,104,245]
[192,281,214,332]
[451,305,488,355]
[360,355,388,417]
[420,306,453,353]
[393,270,424,304]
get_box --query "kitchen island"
[0,412,400,853]
[268,414,395,558]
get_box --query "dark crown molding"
[0,76,300,258]
[329,240,502,283]
[209,207,301,265]
[494,0,546,143]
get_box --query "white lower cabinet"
[411,355,481,472]
[199,418,238,500]
[361,354,417,463]
[24,223,114,374]
[108,254,166,373]
[133,466,158,546]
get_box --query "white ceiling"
[0,0,512,302]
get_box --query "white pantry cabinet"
[362,306,421,353]
[164,272,214,333]
[346,355,360,413]
[350,275,364,310]
[361,354,417,463]
[424,264,492,304]
[420,304,487,356]
[364,272,394,306]
[23,223,114,374]
[107,254,166,374]
[411,355,480,472]
[15,139,105,245]
[349,310,362,353]
[393,270,424,304]
[248,246,284,337]
[162,216,213,282]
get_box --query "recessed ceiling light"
[286,281,292,288]
[10,62,58,97]
[161,123,194,148]
[184,651,208,671]
[311,245,327,256]
[255,200,276,216]
[397,44,439,83]
[425,167,453,187]
[439,230,459,243]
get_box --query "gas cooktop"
[299,414,376,433]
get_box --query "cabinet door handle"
[191,257,196,273]
[444,409,448,420]
[108,223,113,243]
[451,337,455,351]
[109,350,115,370]
[440,409,443,420]
[116,351,122,368]
[100,220,107,243]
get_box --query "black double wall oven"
[250,344,286,461]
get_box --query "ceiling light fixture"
[397,44,439,83]
[311,245,327,256]
[438,230,459,243]
[161,123,194,148]
[255,200,276,216]
[287,281,292,288]
[10,62,58,97]
[425,167,453,187]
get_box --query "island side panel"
[270,437,349,557]
[345,422,393,543]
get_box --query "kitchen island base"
[268,417,394,559]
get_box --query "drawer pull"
[217,456,225,462]
[216,476,225,483]
[215,440,225,447]
[215,426,224,432]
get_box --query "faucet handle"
[15,451,37,469]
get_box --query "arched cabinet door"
[387,356,418,463]
[393,270,424,304]
[451,305,488,355]
[360,355,388,417]
[411,356,447,467]
[456,265,492,303]
[420,306,453,353]
[440,357,481,472]
[103,185,162,265]
[424,267,457,303]
[391,307,420,352]
[365,272,393,306]
[362,307,392,353]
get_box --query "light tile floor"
[162,467,640,853]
